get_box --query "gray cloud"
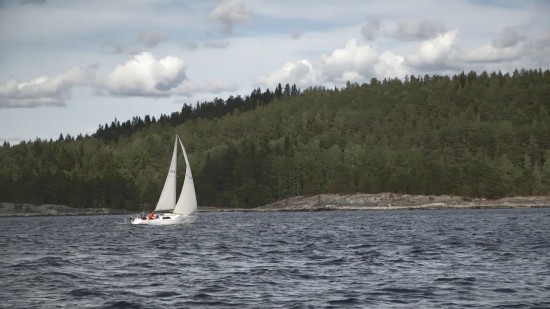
[207,0,251,35]
[361,17,380,41]
[492,25,528,48]
[461,25,534,64]
[203,41,230,49]
[155,69,188,92]
[20,0,46,5]
[531,30,550,64]
[391,19,446,41]
[138,31,169,48]
[105,42,129,54]
[291,30,304,40]
[106,31,169,54]
[183,40,200,50]
[183,39,229,50]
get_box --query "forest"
[1,69,549,210]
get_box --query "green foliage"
[1,70,549,209]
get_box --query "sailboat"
[131,136,197,225]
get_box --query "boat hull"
[130,213,197,225]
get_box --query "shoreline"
[207,204,550,213]
[2,193,549,217]
[0,203,133,217]
[237,193,550,212]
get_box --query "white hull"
[131,213,197,225]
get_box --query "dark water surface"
[1,208,550,308]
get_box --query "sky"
[1,0,549,144]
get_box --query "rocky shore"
[0,203,132,217]
[2,194,549,216]
[254,193,550,212]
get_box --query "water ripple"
[1,208,549,308]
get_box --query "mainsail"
[154,138,178,212]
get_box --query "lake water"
[1,208,550,308]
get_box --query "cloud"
[183,39,230,50]
[20,0,46,5]
[361,17,381,41]
[531,30,550,65]
[0,51,238,105]
[462,42,526,64]
[0,65,96,108]
[321,39,379,83]
[207,0,251,35]
[291,30,304,40]
[254,60,316,88]
[203,40,230,49]
[138,31,169,48]
[493,25,528,48]
[106,31,168,54]
[318,39,408,83]
[203,77,238,93]
[100,52,188,97]
[183,40,200,50]
[375,51,406,79]
[0,134,25,145]
[405,30,460,70]
[391,19,446,41]
[461,25,530,64]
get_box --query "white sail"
[173,137,198,215]
[132,135,197,225]
[154,137,178,212]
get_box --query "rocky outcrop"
[256,193,550,211]
[0,203,132,217]
[3,194,549,215]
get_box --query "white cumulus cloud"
[462,42,526,64]
[101,52,188,97]
[0,66,96,108]
[321,39,379,83]
[375,51,406,79]
[254,60,316,88]
[405,30,460,70]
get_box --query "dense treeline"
[93,83,301,142]
[1,69,549,209]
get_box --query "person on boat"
[148,212,155,220]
